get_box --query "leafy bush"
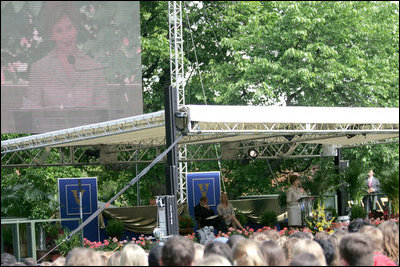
[344,164,367,204]
[236,210,248,227]
[2,225,13,250]
[379,167,399,214]
[350,205,367,220]
[105,219,125,239]
[55,228,82,256]
[179,214,195,229]
[261,211,277,227]
[278,191,287,208]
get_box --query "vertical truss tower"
[168,1,187,204]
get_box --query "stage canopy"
[1,105,399,154]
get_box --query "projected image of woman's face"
[51,15,78,54]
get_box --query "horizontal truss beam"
[2,137,398,168]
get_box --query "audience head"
[65,247,105,266]
[259,239,288,266]
[148,245,162,266]
[282,237,301,263]
[193,243,205,265]
[21,257,37,266]
[339,233,374,266]
[289,231,313,240]
[107,251,121,266]
[120,243,148,266]
[378,220,399,263]
[292,239,327,265]
[348,218,371,233]
[98,253,109,266]
[277,235,288,248]
[359,225,384,253]
[328,230,345,266]
[314,238,335,266]
[231,238,264,266]
[263,229,280,242]
[314,231,330,241]
[51,256,66,266]
[290,253,322,266]
[227,234,245,249]
[251,232,270,244]
[9,262,27,266]
[204,241,232,264]
[161,235,195,266]
[196,253,232,266]
[1,253,16,266]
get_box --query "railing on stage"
[361,193,390,214]
[1,217,81,262]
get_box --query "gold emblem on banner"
[71,190,86,205]
[198,183,210,197]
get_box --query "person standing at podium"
[286,174,306,229]
[362,169,381,215]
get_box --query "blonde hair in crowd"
[231,239,264,266]
[378,220,399,263]
[292,239,327,266]
[65,247,105,266]
[120,243,148,266]
[359,225,384,253]
[193,243,205,265]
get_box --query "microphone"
[116,73,129,103]
[67,54,108,72]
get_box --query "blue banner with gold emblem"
[58,177,99,241]
[187,172,221,229]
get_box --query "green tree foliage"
[301,160,340,200]
[183,1,399,107]
[1,166,87,219]
[379,166,399,214]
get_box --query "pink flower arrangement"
[82,214,399,252]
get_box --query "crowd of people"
[1,219,398,266]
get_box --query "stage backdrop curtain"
[99,198,285,234]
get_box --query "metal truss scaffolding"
[169,1,187,204]
[2,106,399,169]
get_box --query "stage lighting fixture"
[248,148,259,159]
[284,135,295,141]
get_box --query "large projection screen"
[1,1,143,133]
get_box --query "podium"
[299,196,316,226]
[2,84,143,133]
[14,108,110,133]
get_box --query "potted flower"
[105,219,125,240]
[261,210,278,228]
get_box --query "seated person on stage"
[194,196,227,233]
[217,192,245,231]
